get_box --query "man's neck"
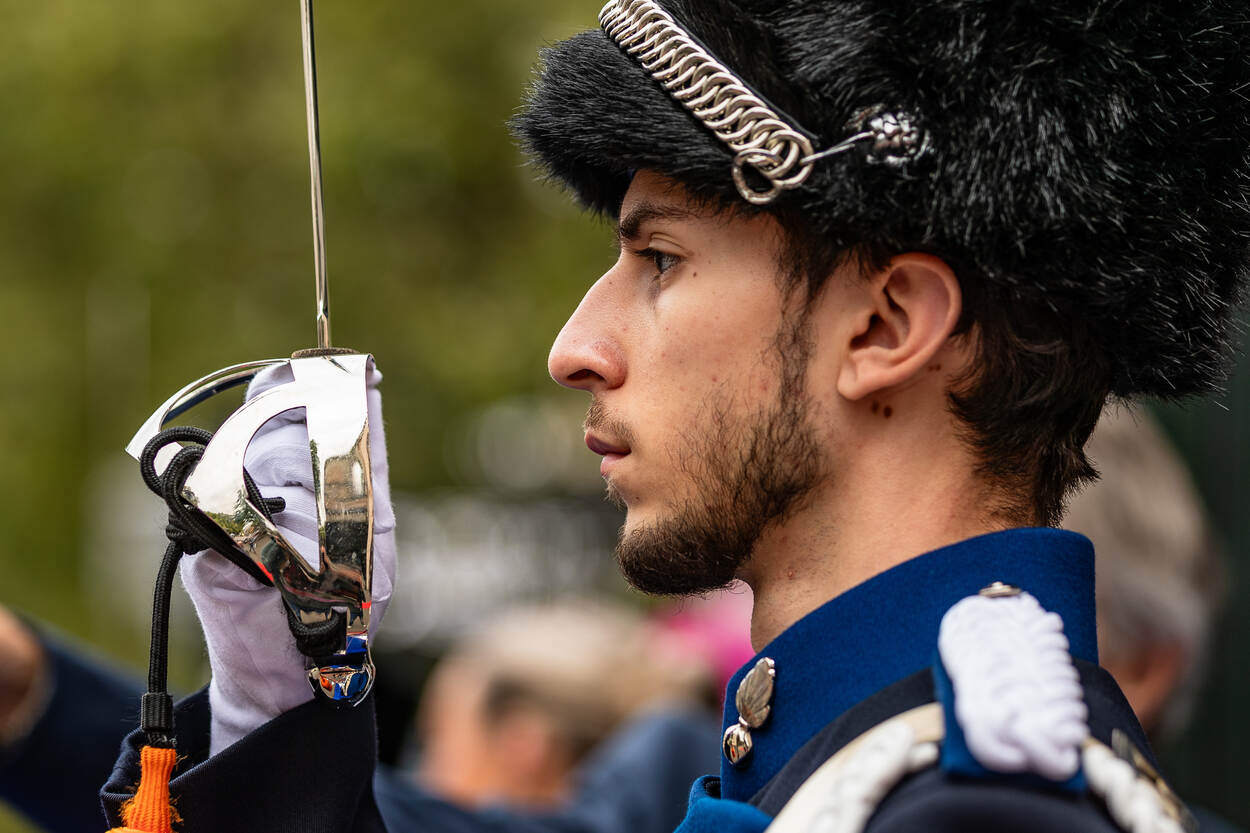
[742,436,1010,650]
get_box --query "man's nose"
[548,273,627,393]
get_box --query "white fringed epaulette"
[937,583,1088,781]
[935,583,1197,833]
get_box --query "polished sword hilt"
[126,351,376,706]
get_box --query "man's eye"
[641,248,680,275]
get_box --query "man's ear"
[837,253,962,401]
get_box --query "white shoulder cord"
[763,707,1191,833]
[1084,741,1187,833]
[764,704,942,833]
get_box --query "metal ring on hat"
[732,148,786,204]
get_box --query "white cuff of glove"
[180,358,396,756]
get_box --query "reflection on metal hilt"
[126,352,376,707]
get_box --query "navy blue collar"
[718,527,1098,802]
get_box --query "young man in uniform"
[100,1,1249,831]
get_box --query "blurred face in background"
[417,656,574,809]
[548,171,828,595]
[417,602,718,808]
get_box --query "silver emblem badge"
[723,657,776,766]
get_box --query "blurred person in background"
[645,585,756,710]
[405,601,720,810]
[1065,407,1241,833]
[0,608,139,833]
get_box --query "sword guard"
[128,354,378,707]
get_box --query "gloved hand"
[180,358,396,756]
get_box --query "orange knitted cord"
[107,745,180,833]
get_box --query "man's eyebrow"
[616,202,698,247]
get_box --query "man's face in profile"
[547,171,828,595]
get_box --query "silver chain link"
[600,0,814,204]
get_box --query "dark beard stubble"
[613,316,825,596]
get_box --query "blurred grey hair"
[1063,406,1225,739]
[453,601,714,755]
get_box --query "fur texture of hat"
[514,1,1250,398]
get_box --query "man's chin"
[613,513,749,597]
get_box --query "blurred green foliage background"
[0,1,1246,831]
[0,0,613,639]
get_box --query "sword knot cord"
[135,428,284,748]
[133,426,351,750]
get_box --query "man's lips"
[585,433,630,475]
[585,433,629,456]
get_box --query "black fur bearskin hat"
[514,1,1250,398]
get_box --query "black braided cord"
[136,425,356,745]
[136,427,285,748]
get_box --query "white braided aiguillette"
[599,0,815,204]
[1083,742,1185,833]
[762,704,944,833]
[938,590,1089,781]
[808,720,939,833]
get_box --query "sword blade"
[300,0,330,349]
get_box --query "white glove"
[180,358,396,756]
